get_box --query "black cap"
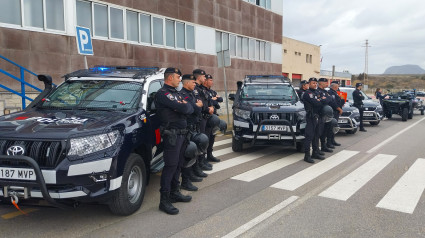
[182,74,195,80]
[308,77,318,82]
[356,83,363,87]
[206,74,213,79]
[331,81,340,85]
[300,80,308,86]
[318,78,328,82]
[193,69,206,75]
[164,67,182,76]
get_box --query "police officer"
[193,69,214,172]
[353,83,367,132]
[317,78,342,152]
[328,81,345,146]
[297,80,309,102]
[203,74,223,163]
[179,74,204,192]
[302,78,325,163]
[155,68,194,215]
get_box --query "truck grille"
[0,139,67,169]
[251,112,298,125]
[341,111,352,117]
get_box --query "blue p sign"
[75,26,93,55]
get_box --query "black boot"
[188,169,203,182]
[207,152,220,162]
[193,163,208,177]
[360,128,367,132]
[312,151,325,160]
[199,156,212,171]
[304,152,315,163]
[316,149,325,155]
[326,142,335,149]
[332,138,341,146]
[181,178,198,191]
[321,143,333,153]
[159,192,179,215]
[170,187,192,203]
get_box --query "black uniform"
[302,88,323,159]
[317,87,339,150]
[155,84,194,194]
[328,88,345,143]
[205,87,223,161]
[353,88,365,130]
[297,88,307,103]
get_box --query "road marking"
[213,147,234,157]
[222,196,299,238]
[319,154,396,201]
[367,117,425,153]
[213,138,232,147]
[232,153,303,182]
[376,158,425,214]
[1,208,38,219]
[271,150,359,191]
[206,147,281,174]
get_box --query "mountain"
[383,65,425,74]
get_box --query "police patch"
[309,93,313,98]
[167,94,175,101]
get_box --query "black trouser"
[355,105,364,129]
[205,125,215,155]
[304,115,320,153]
[160,134,186,193]
[327,112,339,141]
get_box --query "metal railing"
[0,54,42,110]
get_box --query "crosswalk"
[211,137,425,215]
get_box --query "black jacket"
[352,89,364,107]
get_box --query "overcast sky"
[282,0,425,74]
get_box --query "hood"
[240,100,304,112]
[0,109,130,139]
[347,99,380,107]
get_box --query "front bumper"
[362,111,383,122]
[337,116,360,131]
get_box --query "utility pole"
[362,39,371,86]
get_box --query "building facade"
[0,0,283,112]
[319,70,352,86]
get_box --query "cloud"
[283,0,425,74]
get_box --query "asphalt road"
[1,112,425,238]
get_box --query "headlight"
[353,108,359,113]
[376,105,382,110]
[68,131,121,157]
[234,109,251,119]
[297,110,306,121]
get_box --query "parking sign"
[75,26,93,55]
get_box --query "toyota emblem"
[270,114,280,120]
[7,145,25,156]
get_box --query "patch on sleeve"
[167,94,175,101]
[309,93,313,98]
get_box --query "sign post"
[75,26,93,69]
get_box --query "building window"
[255,40,260,61]
[23,0,43,28]
[310,55,313,63]
[140,14,151,44]
[242,37,249,58]
[0,0,21,25]
[76,0,92,32]
[265,42,271,62]
[152,17,163,45]
[222,33,229,51]
[165,20,175,47]
[186,24,195,50]
[46,0,65,31]
[260,41,265,61]
[215,31,222,53]
[236,36,242,57]
[176,22,185,49]
[244,0,271,10]
[110,7,124,39]
[249,39,255,59]
[126,10,138,42]
[283,49,287,53]
[94,3,108,37]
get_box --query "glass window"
[237,36,242,57]
[0,0,21,25]
[186,24,195,50]
[249,0,255,3]
[229,35,236,56]
[94,4,108,37]
[222,33,229,51]
[249,39,255,59]
[166,20,175,47]
[265,42,271,61]
[110,7,124,39]
[126,10,138,42]
[259,0,266,7]
[255,40,260,60]
[152,17,163,45]
[310,55,313,63]
[23,0,43,28]
[242,37,249,58]
[176,22,185,48]
[140,14,151,44]
[260,41,265,60]
[46,0,64,31]
[76,0,92,32]
[266,0,271,9]
[215,31,222,52]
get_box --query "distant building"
[320,70,352,86]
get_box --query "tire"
[421,109,424,115]
[402,108,408,121]
[109,154,146,216]
[296,141,304,152]
[369,121,380,126]
[232,136,243,152]
[408,108,413,119]
[346,127,358,134]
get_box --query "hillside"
[383,65,425,74]
[352,74,425,93]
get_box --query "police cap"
[331,81,340,85]
[308,77,318,82]
[193,69,206,75]
[300,80,308,86]
[182,74,195,81]
[356,82,363,87]
[164,67,182,76]
[318,78,328,82]
[206,74,213,79]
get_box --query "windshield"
[339,88,369,101]
[39,80,143,110]
[241,84,297,101]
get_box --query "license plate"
[338,119,348,123]
[0,167,36,181]
[262,125,286,131]
[364,112,374,116]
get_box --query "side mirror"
[229,94,235,101]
